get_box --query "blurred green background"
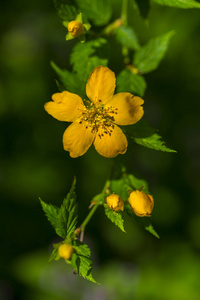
[1,0,200,299]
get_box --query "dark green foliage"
[54,0,78,21]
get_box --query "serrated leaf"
[40,198,60,233]
[117,69,147,97]
[152,0,200,8]
[71,241,98,283]
[59,178,78,238]
[49,248,59,263]
[75,0,112,26]
[134,133,177,152]
[40,178,78,239]
[70,38,108,88]
[116,26,140,50]
[51,61,81,94]
[104,205,126,232]
[133,31,174,74]
[54,0,78,21]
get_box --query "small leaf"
[54,0,78,21]
[71,241,98,283]
[49,248,60,263]
[104,205,126,232]
[152,0,200,9]
[70,38,108,88]
[75,0,112,26]
[116,25,140,50]
[134,133,177,153]
[40,198,60,234]
[117,69,147,97]
[124,174,149,194]
[133,31,175,74]
[51,61,81,94]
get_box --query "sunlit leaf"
[116,25,140,50]
[133,31,175,73]
[152,0,200,8]
[104,205,126,232]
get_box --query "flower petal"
[63,121,95,158]
[93,125,127,158]
[44,91,85,122]
[105,93,144,125]
[86,66,116,105]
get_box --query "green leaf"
[133,31,175,74]
[54,0,78,21]
[40,198,60,234]
[134,133,177,153]
[134,0,150,18]
[117,69,147,97]
[124,174,150,194]
[125,205,159,238]
[116,25,140,50]
[75,0,112,26]
[70,38,108,88]
[104,205,126,232]
[71,241,98,283]
[152,0,200,9]
[51,61,81,94]
[125,120,176,152]
[40,178,78,239]
[59,178,78,238]
[49,248,60,263]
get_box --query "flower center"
[79,100,118,138]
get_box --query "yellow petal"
[93,125,127,158]
[105,93,144,125]
[44,91,85,122]
[63,121,95,158]
[86,66,116,105]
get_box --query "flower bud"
[58,244,73,260]
[128,190,154,217]
[106,194,124,212]
[68,21,84,38]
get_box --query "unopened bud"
[128,190,154,217]
[58,244,73,260]
[106,194,124,212]
[68,21,84,38]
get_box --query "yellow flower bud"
[58,244,73,260]
[128,190,154,217]
[68,21,84,38]
[106,194,124,212]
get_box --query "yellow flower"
[106,193,124,212]
[44,66,144,158]
[68,20,84,38]
[58,244,73,260]
[128,190,154,217]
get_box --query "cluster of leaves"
[40,172,159,283]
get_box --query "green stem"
[121,0,128,26]
[80,203,100,231]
